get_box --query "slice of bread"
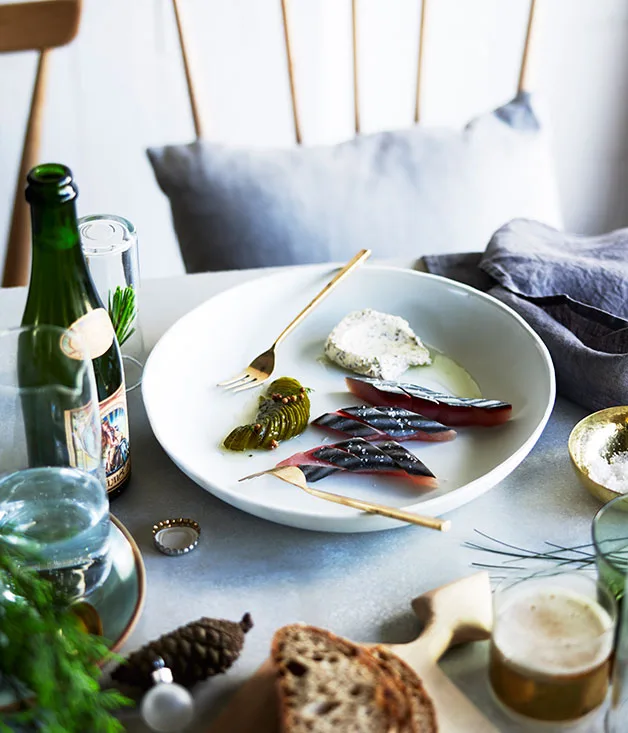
[271,624,436,733]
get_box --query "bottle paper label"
[60,308,115,360]
[100,381,131,493]
[63,381,131,494]
[64,400,102,473]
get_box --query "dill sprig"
[465,529,597,567]
[0,531,132,732]
[108,286,137,348]
[463,529,628,578]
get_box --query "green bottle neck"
[23,165,98,326]
[30,198,81,253]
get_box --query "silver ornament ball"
[140,681,194,732]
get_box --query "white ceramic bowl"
[142,264,555,532]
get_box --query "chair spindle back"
[172,0,540,146]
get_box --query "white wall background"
[1,0,628,280]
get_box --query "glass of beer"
[489,572,616,723]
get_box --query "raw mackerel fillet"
[277,437,437,488]
[346,377,512,427]
[313,406,456,442]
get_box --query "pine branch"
[0,529,132,731]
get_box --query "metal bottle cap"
[79,214,137,256]
[152,518,200,557]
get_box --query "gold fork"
[239,466,451,532]
[218,249,371,393]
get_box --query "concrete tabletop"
[0,262,606,732]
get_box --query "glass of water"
[0,325,111,601]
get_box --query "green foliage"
[108,286,137,348]
[0,532,131,732]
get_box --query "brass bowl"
[568,406,628,503]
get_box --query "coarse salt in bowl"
[588,452,628,494]
[569,407,628,503]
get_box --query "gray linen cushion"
[148,91,562,273]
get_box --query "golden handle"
[273,249,371,347]
[240,465,450,531]
[304,484,450,532]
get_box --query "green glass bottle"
[20,163,131,499]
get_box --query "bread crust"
[370,646,438,733]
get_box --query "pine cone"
[111,612,253,690]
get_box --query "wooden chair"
[0,0,83,288]
[172,0,539,144]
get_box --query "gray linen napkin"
[423,218,628,412]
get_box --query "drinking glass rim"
[0,324,93,397]
[592,493,628,574]
[493,570,617,639]
[78,213,137,256]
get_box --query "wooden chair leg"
[2,49,50,288]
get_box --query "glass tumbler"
[489,572,616,724]
[607,568,628,732]
[79,213,144,392]
[0,325,111,601]
[593,494,628,604]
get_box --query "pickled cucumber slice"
[223,377,310,451]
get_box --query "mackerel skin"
[277,437,437,488]
[341,406,456,441]
[313,407,455,442]
[376,441,437,487]
[277,441,398,475]
[346,377,512,427]
[311,412,384,440]
[299,465,339,482]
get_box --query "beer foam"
[493,584,613,677]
